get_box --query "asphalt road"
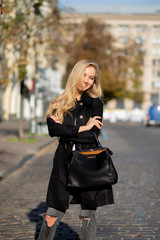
[0,122,160,240]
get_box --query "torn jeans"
[38,207,97,240]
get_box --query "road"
[0,122,160,240]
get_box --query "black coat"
[46,92,114,210]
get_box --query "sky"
[58,0,160,14]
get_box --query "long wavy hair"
[45,59,103,123]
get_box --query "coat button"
[80,115,83,119]
[80,102,83,106]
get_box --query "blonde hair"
[45,59,102,122]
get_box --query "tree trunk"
[19,94,24,140]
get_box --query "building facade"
[61,13,160,111]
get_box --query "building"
[61,13,160,111]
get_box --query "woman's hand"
[50,114,61,124]
[78,116,103,133]
[86,116,103,130]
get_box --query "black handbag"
[67,132,118,190]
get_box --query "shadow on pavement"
[27,202,80,240]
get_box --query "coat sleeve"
[76,98,103,141]
[91,97,103,135]
[47,117,79,138]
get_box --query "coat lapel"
[81,92,94,106]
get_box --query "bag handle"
[92,131,102,148]
[93,131,113,155]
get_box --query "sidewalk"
[0,120,53,181]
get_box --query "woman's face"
[78,66,96,93]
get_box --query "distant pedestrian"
[38,59,114,240]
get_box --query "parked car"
[145,104,160,126]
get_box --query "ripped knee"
[81,217,89,220]
[80,216,91,222]
[80,216,91,227]
[45,214,57,227]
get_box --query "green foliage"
[7,137,37,143]
[18,62,27,82]
[2,22,10,30]
[125,90,144,103]
[14,15,26,24]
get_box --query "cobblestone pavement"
[0,122,160,240]
[0,120,52,179]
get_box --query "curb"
[0,139,56,182]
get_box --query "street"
[0,122,160,240]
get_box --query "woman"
[38,59,114,240]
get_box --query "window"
[136,25,141,32]
[136,36,146,44]
[153,26,157,32]
[153,25,160,32]
[134,102,141,108]
[152,59,156,66]
[119,25,123,32]
[152,59,160,66]
[151,93,158,104]
[118,36,123,43]
[153,37,158,44]
[152,48,157,55]
[152,81,160,88]
[152,70,155,77]
[124,25,129,32]
[118,25,129,32]
[117,99,124,109]
[118,36,128,43]
[136,25,146,33]
[136,37,141,44]
[106,49,112,55]
[152,82,155,88]
[124,36,128,43]
[142,25,147,32]
[107,25,112,32]
[141,36,146,44]
[140,47,145,53]
[134,49,139,56]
